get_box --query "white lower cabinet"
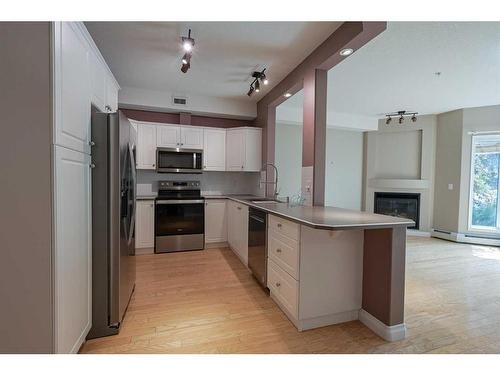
[135,200,155,250]
[204,199,227,243]
[268,258,299,319]
[54,145,92,353]
[227,200,249,266]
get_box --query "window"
[469,134,500,232]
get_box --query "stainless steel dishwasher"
[248,207,268,289]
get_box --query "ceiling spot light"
[181,53,191,65]
[340,48,354,56]
[245,68,268,96]
[284,92,292,98]
[384,110,418,125]
[182,29,195,52]
[255,79,260,93]
[181,62,190,74]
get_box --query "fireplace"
[374,192,420,229]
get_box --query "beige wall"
[433,105,500,236]
[0,23,54,353]
[433,110,463,233]
[365,115,437,232]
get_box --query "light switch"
[448,183,454,190]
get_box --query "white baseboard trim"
[298,310,360,331]
[204,241,229,249]
[431,230,500,246]
[358,309,406,342]
[407,229,431,237]
[135,247,154,255]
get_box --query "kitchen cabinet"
[181,126,204,149]
[89,50,106,111]
[156,124,180,148]
[54,145,92,353]
[137,123,157,169]
[204,199,227,243]
[105,75,119,112]
[54,22,91,155]
[135,200,155,250]
[156,125,204,149]
[226,127,262,172]
[203,128,226,171]
[227,200,249,265]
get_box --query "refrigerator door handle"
[127,143,137,246]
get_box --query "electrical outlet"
[448,183,454,191]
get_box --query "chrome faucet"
[263,163,279,199]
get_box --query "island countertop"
[204,195,414,230]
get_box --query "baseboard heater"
[432,229,500,246]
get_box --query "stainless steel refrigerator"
[87,110,136,339]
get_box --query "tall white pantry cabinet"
[0,22,119,353]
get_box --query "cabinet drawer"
[268,215,299,241]
[268,229,299,279]
[267,258,298,319]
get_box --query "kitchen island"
[205,195,413,342]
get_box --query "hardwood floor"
[80,237,500,354]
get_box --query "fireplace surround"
[374,192,420,230]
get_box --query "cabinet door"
[137,124,157,169]
[54,146,91,353]
[105,75,119,112]
[205,199,227,243]
[203,129,226,171]
[135,200,155,248]
[54,22,91,154]
[226,129,245,171]
[89,50,106,112]
[156,125,181,148]
[227,201,237,250]
[244,128,262,172]
[235,204,249,265]
[180,127,204,149]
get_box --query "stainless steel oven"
[155,181,204,253]
[156,147,203,173]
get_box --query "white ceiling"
[327,22,500,117]
[85,22,341,101]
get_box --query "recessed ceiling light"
[339,48,354,56]
[284,93,292,98]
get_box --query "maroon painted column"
[302,69,327,206]
[362,226,407,327]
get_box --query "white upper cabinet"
[137,123,157,169]
[156,125,181,148]
[54,22,91,154]
[203,128,226,171]
[89,50,106,112]
[181,127,204,149]
[226,127,262,172]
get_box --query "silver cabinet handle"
[237,206,242,210]
[150,204,154,208]
[89,163,96,169]
[275,282,281,287]
[241,165,244,169]
[277,223,282,228]
[276,248,282,253]
[89,140,95,146]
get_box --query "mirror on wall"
[274,90,304,200]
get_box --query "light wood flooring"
[80,237,500,354]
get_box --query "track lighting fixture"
[246,68,268,97]
[384,110,418,125]
[180,29,195,74]
[284,93,292,98]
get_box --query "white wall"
[119,86,256,119]
[325,129,364,210]
[274,122,303,198]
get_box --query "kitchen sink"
[251,200,280,204]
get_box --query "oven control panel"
[158,180,201,190]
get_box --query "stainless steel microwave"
[156,147,203,173]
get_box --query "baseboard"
[135,247,154,255]
[204,241,229,249]
[298,310,359,331]
[431,230,500,246]
[358,309,406,342]
[407,229,431,237]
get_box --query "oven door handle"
[156,199,204,205]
